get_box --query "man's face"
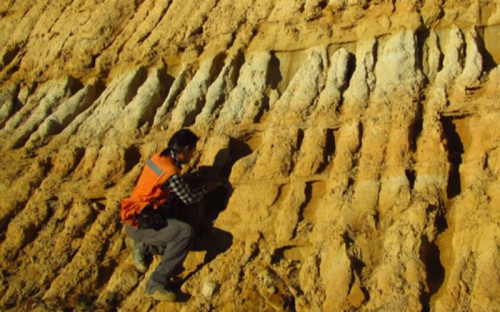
[180,144,196,163]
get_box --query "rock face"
[1,1,500,311]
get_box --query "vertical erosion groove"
[423,201,448,310]
[422,232,446,303]
[124,67,148,104]
[1,45,21,70]
[296,128,305,152]
[267,52,283,90]
[441,117,464,199]
[296,182,312,228]
[481,25,500,69]
[317,128,336,174]
[157,67,175,106]
[339,52,357,115]
[123,145,141,173]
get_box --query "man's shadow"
[176,142,252,285]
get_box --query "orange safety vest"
[120,153,180,228]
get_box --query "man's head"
[167,129,199,163]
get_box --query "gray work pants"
[125,218,195,292]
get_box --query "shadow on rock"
[181,226,233,284]
[177,140,257,283]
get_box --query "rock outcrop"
[0,1,499,311]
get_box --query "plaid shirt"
[162,149,207,205]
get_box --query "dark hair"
[162,129,199,155]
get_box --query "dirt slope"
[1,1,500,311]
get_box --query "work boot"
[146,285,177,302]
[129,238,149,273]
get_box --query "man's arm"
[166,174,207,205]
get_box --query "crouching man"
[120,129,218,302]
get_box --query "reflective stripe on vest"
[147,159,163,176]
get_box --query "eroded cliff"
[1,1,500,311]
